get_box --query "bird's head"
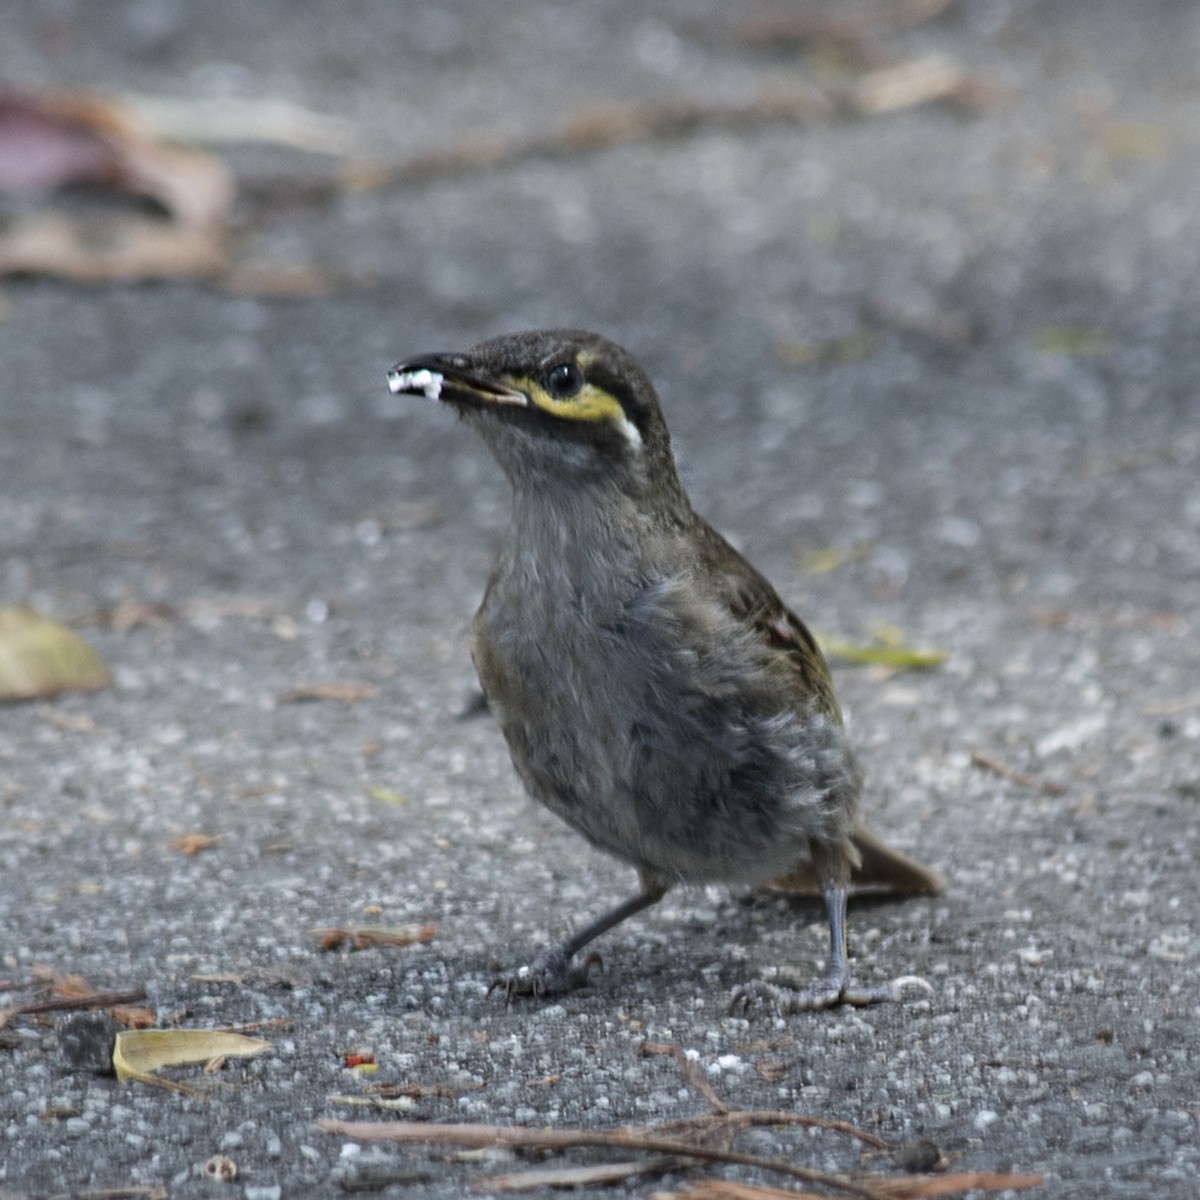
[387,329,682,504]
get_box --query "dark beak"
[386,353,528,408]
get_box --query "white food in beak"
[386,368,443,400]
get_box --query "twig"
[45,1189,169,1200]
[868,1171,1043,1197]
[346,56,977,195]
[476,1157,686,1192]
[641,1041,731,1113]
[640,1040,889,1149]
[667,1111,891,1153]
[0,987,148,1027]
[970,752,1065,797]
[659,1173,1042,1199]
[316,1120,891,1200]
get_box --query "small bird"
[388,329,941,1012]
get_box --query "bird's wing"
[694,519,843,723]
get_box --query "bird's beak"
[386,353,528,409]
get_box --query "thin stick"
[970,751,1065,797]
[2,987,148,1021]
[317,1119,891,1200]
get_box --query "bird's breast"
[471,551,858,884]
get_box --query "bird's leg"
[732,843,933,1014]
[495,874,669,999]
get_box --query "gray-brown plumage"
[388,329,941,1011]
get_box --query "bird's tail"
[765,825,943,896]
[847,825,943,894]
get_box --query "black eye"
[545,362,584,399]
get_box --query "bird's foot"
[490,949,602,1001]
[731,972,932,1015]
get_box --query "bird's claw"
[731,973,933,1015]
[490,950,603,1002]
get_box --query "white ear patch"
[387,368,443,399]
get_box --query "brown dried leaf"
[0,87,120,192]
[169,833,221,857]
[0,85,233,285]
[0,85,232,224]
[0,212,227,284]
[848,53,968,114]
[37,708,106,735]
[126,93,356,154]
[0,605,111,703]
[753,1057,787,1082]
[278,681,379,705]
[109,1005,157,1029]
[480,1158,685,1191]
[651,1181,826,1199]
[33,966,97,1001]
[83,599,178,632]
[310,924,437,952]
[873,1171,1044,1197]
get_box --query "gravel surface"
[2,3,1198,1197]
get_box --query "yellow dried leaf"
[112,1029,270,1091]
[1031,325,1111,356]
[365,787,406,805]
[799,542,872,574]
[0,605,111,702]
[776,331,879,368]
[820,638,946,670]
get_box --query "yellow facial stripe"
[530,380,624,424]
[513,374,642,445]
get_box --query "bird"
[387,329,942,1012]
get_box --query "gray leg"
[496,878,669,999]
[732,845,933,1015]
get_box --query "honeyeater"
[388,329,941,1012]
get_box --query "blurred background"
[2,3,1199,1197]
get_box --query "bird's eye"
[544,362,584,399]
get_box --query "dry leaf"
[169,832,221,857]
[848,52,968,115]
[365,787,407,805]
[0,212,227,284]
[1031,325,1112,356]
[277,681,379,705]
[0,605,111,702]
[124,93,356,154]
[112,1028,270,1092]
[37,708,105,734]
[820,637,946,670]
[777,332,879,368]
[84,598,177,632]
[0,87,121,191]
[650,1181,824,1199]
[0,85,232,222]
[310,924,436,952]
[109,1005,157,1029]
[33,966,96,1000]
[798,542,873,573]
[0,84,232,284]
[480,1159,684,1191]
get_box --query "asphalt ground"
[1,2,1199,1197]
